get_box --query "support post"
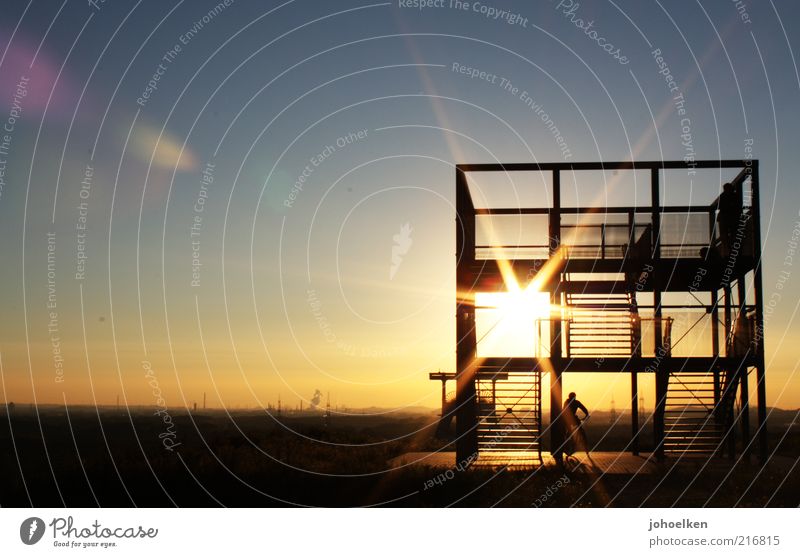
[722,284,736,458]
[711,288,721,405]
[628,208,640,456]
[650,169,667,460]
[549,169,563,457]
[737,279,751,453]
[631,371,639,455]
[455,168,478,463]
[750,161,768,461]
[710,210,722,409]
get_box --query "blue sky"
[1,0,799,411]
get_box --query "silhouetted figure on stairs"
[717,182,742,258]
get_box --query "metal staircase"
[475,370,542,465]
[663,315,742,457]
[565,292,638,357]
[663,371,727,456]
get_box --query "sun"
[475,289,552,357]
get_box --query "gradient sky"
[1,0,800,413]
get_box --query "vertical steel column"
[723,283,735,458]
[651,168,667,460]
[750,161,768,461]
[710,281,721,461]
[720,177,737,461]
[737,279,751,451]
[631,372,639,455]
[549,169,563,456]
[628,210,640,455]
[710,209,721,408]
[711,288,721,406]
[455,168,478,462]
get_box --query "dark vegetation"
[1,406,797,507]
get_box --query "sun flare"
[475,289,552,357]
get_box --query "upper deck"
[456,160,758,293]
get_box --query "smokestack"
[610,395,617,422]
[203,392,206,410]
[310,389,322,410]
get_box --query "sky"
[1,0,800,413]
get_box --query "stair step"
[570,345,632,348]
[569,351,632,354]
[478,442,541,447]
[569,319,633,323]
[569,341,632,345]
[664,423,721,427]
[664,443,721,447]
[664,432,721,435]
[477,416,541,420]
[664,436,720,441]
[664,422,721,427]
[665,425,724,430]
[569,331,632,335]
[477,427,540,432]
[477,448,542,452]
[664,443,721,448]
[476,433,540,438]
[665,430,723,434]
[478,417,541,421]
[569,350,636,354]
[668,392,715,396]
[665,435,723,440]
[665,422,723,425]
[664,445,719,449]
[664,417,721,421]
[664,451,717,455]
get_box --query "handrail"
[457,159,753,172]
[475,205,721,215]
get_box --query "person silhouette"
[563,392,589,454]
[552,392,590,466]
[717,182,742,257]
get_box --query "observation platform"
[447,159,767,464]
